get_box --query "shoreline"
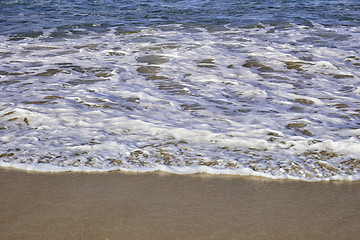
[1,167,360,240]
[1,162,359,182]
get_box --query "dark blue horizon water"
[1,0,359,38]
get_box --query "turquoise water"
[1,0,360,180]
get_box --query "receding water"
[0,0,360,181]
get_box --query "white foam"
[1,23,360,181]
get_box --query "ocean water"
[1,0,360,181]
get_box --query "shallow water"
[1,0,360,181]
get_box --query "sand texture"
[1,167,360,240]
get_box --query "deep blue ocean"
[1,0,359,37]
[1,0,360,181]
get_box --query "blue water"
[1,0,360,180]
[1,0,359,37]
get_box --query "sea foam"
[1,1,360,181]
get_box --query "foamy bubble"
[1,19,360,181]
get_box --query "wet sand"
[1,167,360,240]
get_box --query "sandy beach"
[1,167,360,240]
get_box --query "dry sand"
[1,167,360,240]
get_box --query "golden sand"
[1,167,359,240]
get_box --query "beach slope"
[1,168,360,240]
